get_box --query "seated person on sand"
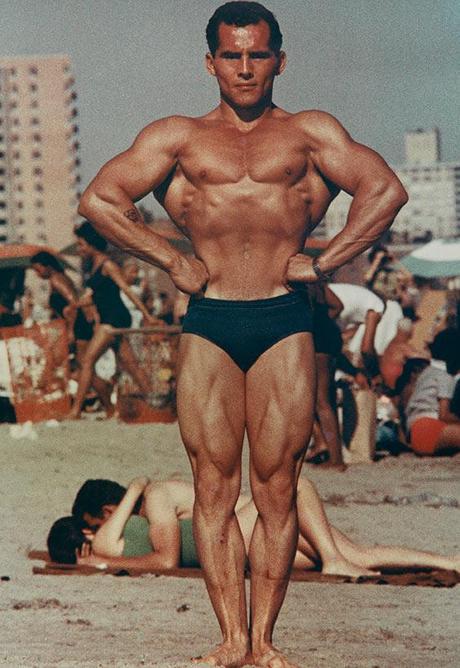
[47,476,460,576]
[379,317,429,391]
[405,328,460,456]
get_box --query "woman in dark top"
[30,251,94,348]
[68,222,157,419]
[30,250,116,414]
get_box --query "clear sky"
[2,0,459,214]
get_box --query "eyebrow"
[219,50,272,58]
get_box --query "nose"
[239,55,254,80]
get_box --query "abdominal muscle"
[165,181,312,300]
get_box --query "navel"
[285,168,292,175]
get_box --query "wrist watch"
[312,258,333,281]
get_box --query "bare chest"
[179,125,310,186]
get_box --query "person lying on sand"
[48,476,460,576]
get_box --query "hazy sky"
[2,0,459,214]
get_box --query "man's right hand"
[169,256,209,295]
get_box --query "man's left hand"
[284,254,318,286]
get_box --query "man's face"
[206,21,285,109]
[82,504,116,530]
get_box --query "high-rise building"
[405,127,441,164]
[323,129,460,243]
[0,54,80,250]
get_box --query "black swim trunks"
[182,291,313,373]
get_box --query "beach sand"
[1,418,459,667]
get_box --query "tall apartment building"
[323,128,460,243]
[405,127,441,164]
[0,54,80,250]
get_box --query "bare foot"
[253,647,300,668]
[192,640,251,667]
[322,557,378,578]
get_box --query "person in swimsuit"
[77,3,407,665]
[30,251,117,413]
[47,476,460,577]
[30,251,93,348]
[307,283,346,467]
[67,222,158,419]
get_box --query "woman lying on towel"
[47,476,460,577]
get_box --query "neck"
[218,95,275,129]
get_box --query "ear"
[206,52,217,77]
[275,50,287,76]
[102,504,115,519]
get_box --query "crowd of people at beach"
[1,232,460,460]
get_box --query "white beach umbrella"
[400,239,460,278]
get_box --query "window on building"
[29,83,38,92]
[30,117,40,125]
[0,218,7,225]
[9,101,18,109]
[0,135,3,142]
[0,151,5,159]
[34,199,44,208]
[12,151,20,159]
[34,183,43,192]
[0,184,4,191]
[29,66,38,75]
[33,167,43,176]
[0,234,7,242]
[12,118,20,126]
[36,216,44,224]
[31,150,41,159]
[16,184,23,192]
[13,168,21,176]
[11,84,19,93]
[0,168,4,175]
[16,201,23,209]
[0,201,5,208]
[10,133,20,142]
[32,133,41,142]
[18,218,25,225]
[30,99,39,109]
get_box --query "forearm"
[78,189,184,273]
[319,180,407,274]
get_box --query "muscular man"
[78,3,407,665]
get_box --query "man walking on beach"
[78,2,407,665]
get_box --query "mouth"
[236,84,257,90]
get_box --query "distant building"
[405,127,441,164]
[323,128,460,243]
[0,54,80,250]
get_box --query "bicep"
[306,113,400,196]
[87,117,188,202]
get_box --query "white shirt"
[329,283,384,329]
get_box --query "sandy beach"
[1,418,459,667]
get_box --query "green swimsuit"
[122,515,200,567]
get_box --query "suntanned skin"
[78,18,407,668]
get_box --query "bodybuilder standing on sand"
[78,3,407,665]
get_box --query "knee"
[251,470,297,518]
[195,462,241,515]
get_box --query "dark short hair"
[74,221,108,252]
[206,1,283,56]
[428,328,459,367]
[30,251,64,273]
[47,516,86,564]
[72,479,127,522]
